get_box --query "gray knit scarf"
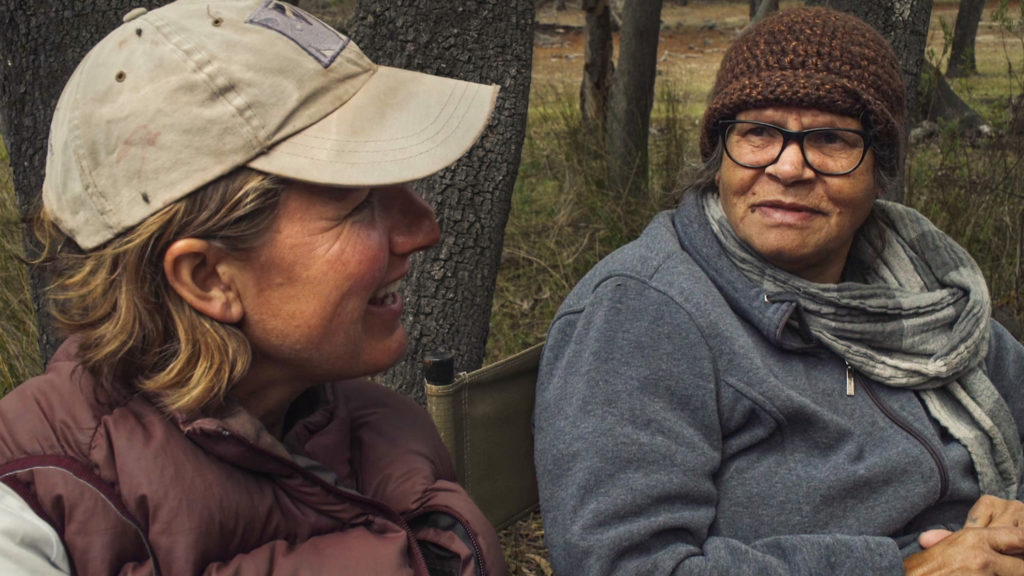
[702,192,1023,499]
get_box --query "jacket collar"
[672,192,816,351]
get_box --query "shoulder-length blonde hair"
[36,168,283,416]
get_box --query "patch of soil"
[529,1,986,93]
[531,0,755,87]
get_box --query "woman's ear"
[163,238,244,324]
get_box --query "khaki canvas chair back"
[424,342,543,531]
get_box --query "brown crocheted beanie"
[700,7,905,176]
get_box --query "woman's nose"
[765,139,814,184]
[388,184,441,256]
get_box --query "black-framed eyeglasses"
[718,120,874,176]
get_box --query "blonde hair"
[36,168,283,415]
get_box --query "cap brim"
[247,66,499,187]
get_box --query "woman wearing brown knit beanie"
[535,6,1024,576]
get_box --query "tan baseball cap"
[43,0,499,250]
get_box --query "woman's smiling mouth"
[750,201,825,224]
[369,279,401,307]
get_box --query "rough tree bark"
[581,0,615,125]
[805,0,934,202]
[606,0,664,194]
[947,0,985,77]
[349,0,534,401]
[0,0,143,363]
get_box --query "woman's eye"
[818,131,842,144]
[810,130,860,149]
[736,124,774,140]
[349,191,376,215]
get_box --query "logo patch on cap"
[247,0,349,68]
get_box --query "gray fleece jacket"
[533,193,1024,576]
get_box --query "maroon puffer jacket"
[0,338,507,576]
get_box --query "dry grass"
[0,139,40,394]
[500,512,553,576]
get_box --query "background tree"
[0,0,140,362]
[581,0,614,125]
[805,0,935,202]
[947,0,986,77]
[605,0,664,194]
[350,0,535,400]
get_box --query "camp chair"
[423,342,543,531]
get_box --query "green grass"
[926,1,1024,124]
[0,139,41,394]
[485,82,692,363]
[907,125,1024,317]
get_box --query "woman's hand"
[918,496,1024,549]
[963,495,1024,529]
[905,496,1024,574]
[904,527,1024,575]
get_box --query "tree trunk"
[947,0,985,78]
[0,0,143,363]
[606,0,663,194]
[349,0,534,401]
[805,0,934,203]
[919,60,988,132]
[581,0,615,126]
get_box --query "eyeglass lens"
[723,121,868,175]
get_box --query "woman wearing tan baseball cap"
[0,1,506,574]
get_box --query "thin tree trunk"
[947,0,985,78]
[606,0,663,195]
[581,0,615,126]
[350,0,534,401]
[0,0,144,363]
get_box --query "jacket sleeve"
[983,320,1024,502]
[533,276,905,576]
[338,378,509,576]
[0,482,70,575]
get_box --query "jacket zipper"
[856,374,951,498]
[417,505,487,576]
[209,429,440,576]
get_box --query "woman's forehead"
[735,107,864,129]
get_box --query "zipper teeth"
[419,506,488,576]
[859,377,951,498]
